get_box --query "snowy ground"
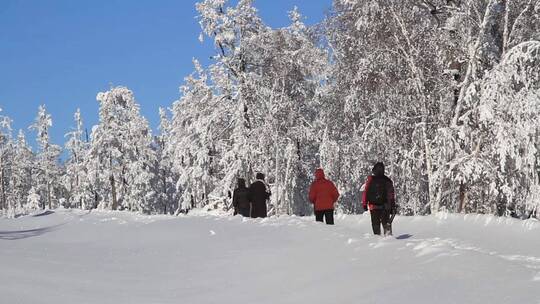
[1,209,539,304]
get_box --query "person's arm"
[232,190,238,207]
[362,176,372,210]
[387,179,396,210]
[247,185,253,203]
[308,183,316,204]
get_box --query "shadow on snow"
[32,210,55,217]
[395,234,413,240]
[0,223,64,241]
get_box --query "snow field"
[1,209,539,304]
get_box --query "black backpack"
[367,176,387,205]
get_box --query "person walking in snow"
[232,178,250,217]
[249,173,271,218]
[362,162,396,236]
[308,168,340,225]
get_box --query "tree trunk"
[391,8,438,212]
[274,138,281,215]
[458,183,467,213]
[284,142,293,216]
[477,0,506,74]
[47,182,52,209]
[162,173,167,214]
[502,0,510,53]
[0,166,5,211]
[110,174,118,210]
[452,0,506,126]
[93,191,98,209]
[110,153,118,211]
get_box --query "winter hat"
[237,178,246,188]
[314,168,325,180]
[372,162,385,176]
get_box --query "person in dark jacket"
[308,168,339,225]
[232,178,251,217]
[362,162,396,236]
[249,173,271,218]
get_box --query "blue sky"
[0,0,331,150]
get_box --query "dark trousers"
[250,202,267,218]
[370,209,392,235]
[238,206,251,217]
[315,209,334,225]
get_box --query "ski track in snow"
[1,209,539,304]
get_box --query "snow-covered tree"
[154,107,178,214]
[0,108,13,212]
[466,41,540,217]
[30,105,62,210]
[2,0,539,219]
[169,60,218,212]
[167,0,330,215]
[322,0,453,214]
[86,87,157,212]
[9,130,35,214]
[64,109,91,209]
[432,0,540,215]
[195,0,266,208]
[319,0,540,216]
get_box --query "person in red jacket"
[362,162,396,236]
[309,168,339,225]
